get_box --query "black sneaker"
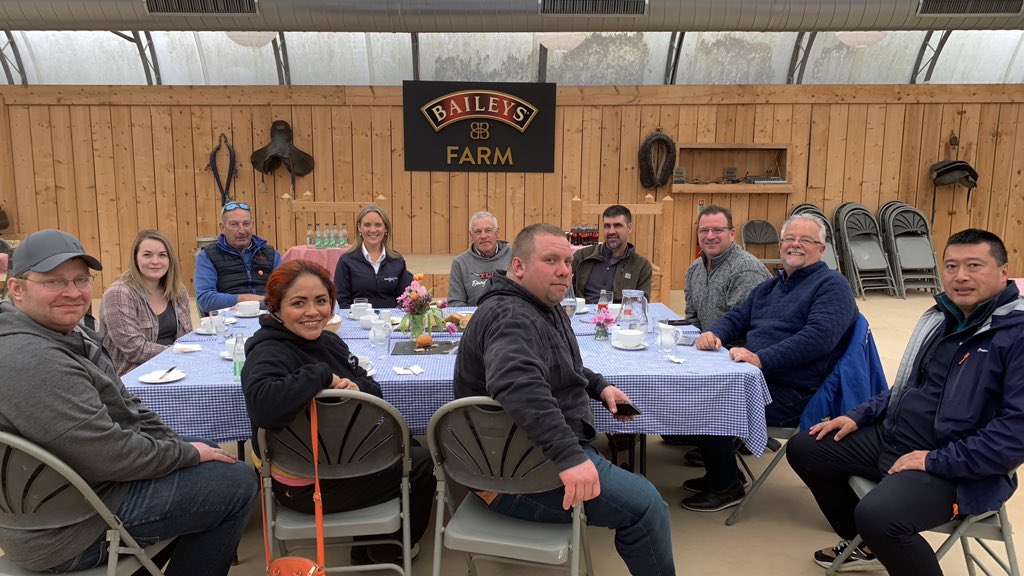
[679,481,745,512]
[813,540,883,572]
[682,470,747,493]
[683,448,704,467]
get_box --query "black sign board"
[403,80,556,173]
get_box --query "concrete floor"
[220,289,1020,576]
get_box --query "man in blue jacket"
[788,228,1024,576]
[682,213,858,512]
[194,201,282,313]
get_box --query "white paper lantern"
[225,31,277,48]
[536,32,588,52]
[834,31,888,48]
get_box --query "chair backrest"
[258,389,411,481]
[570,195,674,303]
[742,219,780,246]
[0,431,116,530]
[427,397,563,494]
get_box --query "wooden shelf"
[672,183,794,194]
[675,142,792,195]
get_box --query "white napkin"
[173,343,202,353]
[392,365,425,376]
[668,356,687,364]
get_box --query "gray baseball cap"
[10,229,103,278]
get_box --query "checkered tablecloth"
[125,306,770,454]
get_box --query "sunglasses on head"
[222,201,252,213]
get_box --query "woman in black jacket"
[241,259,434,565]
[334,204,414,309]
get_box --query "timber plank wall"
[0,85,1022,296]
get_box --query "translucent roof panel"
[546,32,672,86]
[674,32,797,85]
[419,33,540,83]
[928,31,1024,84]
[285,32,412,85]
[16,31,147,84]
[802,31,927,84]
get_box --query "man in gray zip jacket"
[684,205,770,331]
[0,229,256,576]
[447,211,512,306]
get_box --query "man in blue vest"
[194,202,282,313]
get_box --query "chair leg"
[431,483,447,576]
[726,442,789,526]
[825,534,864,576]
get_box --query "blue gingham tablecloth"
[125,307,771,454]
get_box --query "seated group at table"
[2,205,1023,576]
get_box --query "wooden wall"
[1,85,1022,297]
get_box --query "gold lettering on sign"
[445,146,514,166]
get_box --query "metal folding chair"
[427,397,592,576]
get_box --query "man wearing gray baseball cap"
[0,229,257,575]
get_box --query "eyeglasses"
[780,236,824,247]
[697,227,733,236]
[222,201,252,213]
[21,275,94,292]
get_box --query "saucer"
[234,310,264,318]
[193,327,217,335]
[138,369,186,384]
[219,351,233,360]
[224,317,238,325]
[575,306,590,315]
[611,340,648,351]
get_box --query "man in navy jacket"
[788,228,1024,576]
[681,213,858,512]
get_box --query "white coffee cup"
[359,313,378,329]
[237,301,260,315]
[199,317,213,331]
[224,336,247,353]
[351,303,373,317]
[379,309,393,323]
[607,303,622,318]
[356,355,374,371]
[616,329,644,348]
[575,297,586,313]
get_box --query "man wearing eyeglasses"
[572,205,652,304]
[447,211,512,306]
[684,205,771,331]
[0,229,257,574]
[195,201,282,313]
[680,213,857,512]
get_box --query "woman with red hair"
[241,259,435,566]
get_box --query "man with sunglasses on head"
[680,213,857,512]
[195,201,282,314]
[0,229,257,575]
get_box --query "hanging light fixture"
[536,32,589,52]
[225,31,277,48]
[834,31,888,48]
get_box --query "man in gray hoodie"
[0,229,256,576]
[447,211,512,306]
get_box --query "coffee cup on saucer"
[351,303,373,318]
[359,313,378,329]
[237,301,260,315]
[616,329,644,348]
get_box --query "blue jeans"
[488,445,676,576]
[49,438,258,576]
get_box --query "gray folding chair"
[0,431,175,576]
[742,219,784,268]
[258,389,412,575]
[427,397,592,576]
[827,476,1020,576]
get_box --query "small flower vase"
[407,313,426,339]
[594,324,610,340]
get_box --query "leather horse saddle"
[250,120,314,192]
[930,160,977,189]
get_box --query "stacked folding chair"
[833,202,899,299]
[878,201,942,298]
[789,203,841,271]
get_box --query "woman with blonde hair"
[334,204,413,309]
[101,230,193,374]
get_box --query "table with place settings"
[124,304,771,456]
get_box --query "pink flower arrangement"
[396,274,448,315]
[591,311,617,327]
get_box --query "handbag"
[261,399,326,576]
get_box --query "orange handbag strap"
[260,398,327,573]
